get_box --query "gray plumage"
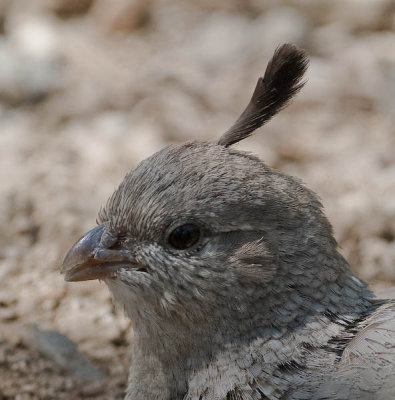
[61,44,395,400]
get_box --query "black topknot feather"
[218,43,309,147]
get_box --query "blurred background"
[0,0,394,398]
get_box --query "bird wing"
[188,299,395,400]
[227,299,395,400]
[310,300,395,400]
[341,300,395,364]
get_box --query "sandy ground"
[0,0,394,398]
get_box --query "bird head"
[62,45,355,342]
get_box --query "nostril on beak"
[99,229,119,249]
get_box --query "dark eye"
[168,223,200,250]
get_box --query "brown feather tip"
[218,43,309,148]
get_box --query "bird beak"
[61,224,134,282]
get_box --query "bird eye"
[168,223,200,250]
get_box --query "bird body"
[62,44,395,400]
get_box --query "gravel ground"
[0,1,394,398]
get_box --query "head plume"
[218,43,308,147]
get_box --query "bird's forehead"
[99,142,267,236]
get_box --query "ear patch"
[231,238,276,284]
[218,43,308,148]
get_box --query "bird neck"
[127,255,373,397]
[124,244,374,400]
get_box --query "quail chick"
[62,44,395,400]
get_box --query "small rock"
[0,15,63,105]
[0,290,17,307]
[0,307,18,321]
[325,0,392,31]
[42,0,94,18]
[91,0,151,33]
[26,325,104,381]
[252,7,310,51]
